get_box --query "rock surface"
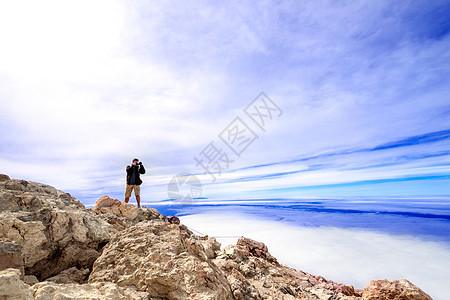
[0,238,24,278]
[31,281,150,300]
[93,195,160,231]
[89,220,232,300]
[45,266,91,284]
[362,279,432,300]
[213,237,361,299]
[0,175,433,299]
[0,177,115,280]
[0,268,33,300]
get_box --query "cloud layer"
[180,211,450,300]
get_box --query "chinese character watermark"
[194,92,282,183]
[168,92,282,203]
[194,141,235,182]
[219,117,258,157]
[245,92,283,131]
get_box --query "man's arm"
[139,165,146,174]
[126,165,133,174]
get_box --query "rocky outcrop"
[89,220,233,299]
[0,177,115,280]
[213,237,361,299]
[93,195,160,231]
[362,279,432,300]
[0,175,433,300]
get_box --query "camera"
[138,161,142,165]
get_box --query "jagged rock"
[92,195,160,231]
[0,268,34,300]
[0,238,24,279]
[235,236,278,264]
[362,279,432,300]
[89,220,233,299]
[166,215,180,224]
[0,174,10,182]
[93,195,123,215]
[214,237,361,299]
[0,178,116,280]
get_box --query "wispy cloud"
[0,0,449,203]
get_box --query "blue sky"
[0,0,449,205]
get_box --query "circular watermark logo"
[167,173,202,204]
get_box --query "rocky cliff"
[0,174,432,299]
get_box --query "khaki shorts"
[125,185,140,198]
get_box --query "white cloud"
[0,0,449,201]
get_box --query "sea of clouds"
[180,211,450,300]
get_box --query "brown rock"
[32,281,150,299]
[0,174,10,182]
[93,195,122,214]
[0,179,116,280]
[166,215,180,225]
[23,274,39,286]
[362,279,432,300]
[92,195,161,231]
[89,220,233,299]
[0,239,24,279]
[236,236,278,264]
[0,268,33,300]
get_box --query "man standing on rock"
[125,158,146,208]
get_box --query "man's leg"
[135,185,141,208]
[125,185,132,203]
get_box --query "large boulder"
[92,195,160,231]
[362,279,432,300]
[89,220,233,300]
[0,178,116,280]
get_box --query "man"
[125,158,146,208]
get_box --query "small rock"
[0,268,34,300]
[0,239,24,279]
[166,215,180,225]
[46,266,90,284]
[23,275,39,285]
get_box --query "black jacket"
[126,164,146,185]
